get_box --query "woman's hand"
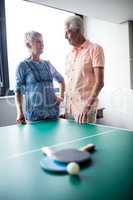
[16,112,26,124]
[56,96,64,104]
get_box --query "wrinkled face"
[65,25,82,47]
[30,35,44,55]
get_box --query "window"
[1,0,74,95]
[0,0,9,96]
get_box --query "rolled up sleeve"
[47,61,64,83]
[92,45,105,68]
[15,62,26,94]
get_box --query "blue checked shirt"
[15,58,64,122]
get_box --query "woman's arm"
[15,91,26,124]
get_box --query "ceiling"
[25,0,133,24]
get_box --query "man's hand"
[74,105,91,124]
[74,112,86,124]
[16,113,26,124]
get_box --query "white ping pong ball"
[67,162,80,175]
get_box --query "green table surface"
[0,119,133,200]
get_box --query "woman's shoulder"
[42,60,54,68]
[16,58,30,73]
[18,58,30,66]
[42,59,50,64]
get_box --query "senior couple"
[15,16,104,125]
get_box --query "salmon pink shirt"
[65,40,105,121]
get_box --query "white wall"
[86,18,133,130]
[30,0,133,24]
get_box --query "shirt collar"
[72,40,90,52]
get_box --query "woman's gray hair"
[24,31,42,45]
[65,16,84,34]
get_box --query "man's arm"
[15,91,26,124]
[76,67,104,124]
[87,67,104,106]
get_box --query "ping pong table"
[0,119,133,200]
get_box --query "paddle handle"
[41,143,95,156]
[80,144,95,152]
[41,146,55,156]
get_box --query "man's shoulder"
[88,40,103,50]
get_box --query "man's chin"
[69,41,75,46]
[68,40,77,47]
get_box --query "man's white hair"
[24,31,42,45]
[65,16,84,34]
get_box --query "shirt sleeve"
[92,45,105,68]
[15,62,26,94]
[47,60,64,83]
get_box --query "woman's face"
[30,35,44,55]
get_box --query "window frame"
[128,21,133,89]
[0,0,9,96]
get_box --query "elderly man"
[64,16,104,124]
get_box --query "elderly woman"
[15,31,65,124]
[64,16,105,124]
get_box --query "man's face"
[65,25,82,47]
[30,35,44,55]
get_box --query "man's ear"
[26,42,31,49]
